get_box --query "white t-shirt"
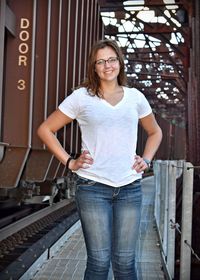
[59,86,152,187]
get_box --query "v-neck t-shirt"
[58,86,152,187]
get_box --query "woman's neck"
[99,83,124,106]
[99,82,121,96]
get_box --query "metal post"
[163,161,169,258]
[160,161,167,242]
[180,162,194,280]
[167,161,177,279]
[154,160,161,227]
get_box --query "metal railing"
[153,160,194,280]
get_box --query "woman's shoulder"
[72,86,88,95]
[65,87,89,100]
[124,86,144,99]
[124,86,142,94]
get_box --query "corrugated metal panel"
[153,116,186,160]
[0,0,34,187]
[0,0,103,187]
[44,0,63,180]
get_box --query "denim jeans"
[75,176,142,280]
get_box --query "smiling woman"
[94,46,121,91]
[80,39,127,98]
[37,39,162,280]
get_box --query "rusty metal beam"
[0,1,16,156]
[0,0,6,142]
[99,0,191,124]
[99,0,188,12]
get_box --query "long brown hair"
[81,39,127,97]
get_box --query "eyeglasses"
[95,57,119,66]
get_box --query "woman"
[37,39,162,279]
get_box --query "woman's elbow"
[157,126,163,143]
[37,123,47,140]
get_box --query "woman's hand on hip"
[132,155,149,173]
[69,150,93,171]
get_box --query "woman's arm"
[133,113,162,173]
[37,109,74,165]
[37,109,93,170]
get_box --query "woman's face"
[94,46,120,83]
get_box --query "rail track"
[0,199,79,280]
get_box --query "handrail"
[154,160,194,280]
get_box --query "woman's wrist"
[66,156,74,170]
[143,158,151,169]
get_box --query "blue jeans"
[75,176,142,280]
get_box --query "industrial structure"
[0,0,199,279]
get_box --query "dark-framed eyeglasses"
[95,57,119,66]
